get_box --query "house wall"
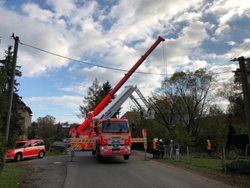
[18,106,32,140]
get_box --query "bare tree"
[151,69,213,137]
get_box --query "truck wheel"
[38,151,45,159]
[123,155,129,160]
[97,154,103,161]
[14,153,22,162]
[92,149,96,156]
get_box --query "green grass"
[161,156,250,188]
[182,157,224,171]
[46,149,65,156]
[0,165,27,188]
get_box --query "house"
[17,99,32,139]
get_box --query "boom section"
[77,36,165,132]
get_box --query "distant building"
[17,99,32,139]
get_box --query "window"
[26,143,32,147]
[35,141,45,146]
[16,143,26,148]
[102,121,129,133]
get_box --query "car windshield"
[16,143,26,148]
[102,121,129,133]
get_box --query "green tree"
[37,115,56,138]
[79,79,114,118]
[149,93,176,136]
[209,104,224,116]
[36,115,57,150]
[7,94,25,147]
[0,54,8,172]
[218,60,250,148]
[197,104,227,150]
[150,69,213,142]
[0,46,22,172]
[2,46,23,148]
[28,121,39,139]
[219,60,250,122]
[80,78,101,117]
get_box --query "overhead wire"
[231,42,250,59]
[211,70,234,75]
[162,42,167,76]
[237,44,250,57]
[19,41,167,76]
[18,41,238,77]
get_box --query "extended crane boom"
[77,36,165,133]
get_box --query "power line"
[232,43,250,58]
[18,41,239,77]
[19,41,167,76]
[162,42,167,76]
[212,70,234,75]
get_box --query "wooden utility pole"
[234,56,250,143]
[5,34,19,143]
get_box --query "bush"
[227,148,241,160]
[226,160,250,174]
[0,142,6,173]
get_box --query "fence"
[150,143,250,173]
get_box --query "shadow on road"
[96,156,128,164]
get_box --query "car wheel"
[14,153,22,162]
[38,151,45,159]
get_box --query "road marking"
[53,162,62,164]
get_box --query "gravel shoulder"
[14,154,69,188]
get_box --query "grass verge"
[0,164,27,188]
[46,149,65,156]
[160,157,250,188]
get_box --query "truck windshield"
[102,121,129,133]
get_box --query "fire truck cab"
[92,118,131,160]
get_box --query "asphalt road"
[63,151,232,188]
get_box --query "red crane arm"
[77,36,165,133]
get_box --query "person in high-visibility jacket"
[152,139,157,150]
[207,139,212,156]
[152,138,160,158]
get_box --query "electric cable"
[18,41,237,77]
[19,41,167,76]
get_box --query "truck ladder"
[94,85,137,119]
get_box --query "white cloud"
[46,0,76,19]
[61,81,90,95]
[181,60,207,72]
[227,41,236,46]
[22,3,54,23]
[209,64,237,85]
[0,3,71,77]
[27,95,83,109]
[206,0,250,38]
[1,0,250,122]
[222,38,250,59]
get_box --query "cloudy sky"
[0,0,250,123]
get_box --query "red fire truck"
[69,36,165,160]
